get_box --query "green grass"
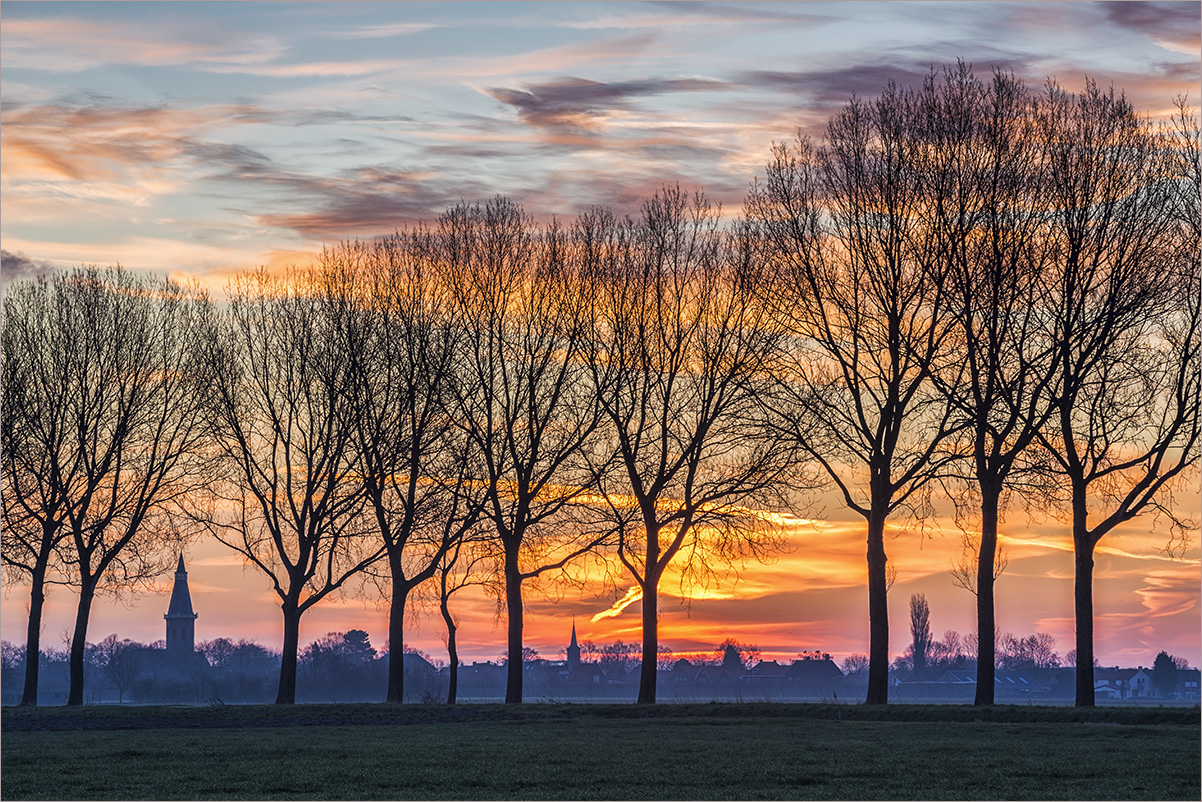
[2,703,1199,800]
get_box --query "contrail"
[592,585,642,622]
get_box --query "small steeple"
[164,554,198,656]
[567,621,581,671]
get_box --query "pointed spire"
[166,555,196,619]
[165,554,198,655]
[567,620,581,670]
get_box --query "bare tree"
[438,197,608,703]
[323,236,485,703]
[1033,82,1200,706]
[197,266,383,704]
[3,267,212,706]
[578,188,798,703]
[597,640,638,677]
[996,631,1060,671]
[93,633,142,703]
[3,275,73,706]
[715,638,760,671]
[840,653,869,675]
[433,527,490,704]
[747,79,963,704]
[921,66,1062,704]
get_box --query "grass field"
[2,703,1198,800]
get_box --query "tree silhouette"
[433,525,490,704]
[579,188,799,703]
[94,633,141,703]
[322,237,484,703]
[438,198,607,703]
[2,276,73,707]
[1032,82,1200,706]
[748,80,962,704]
[715,638,760,672]
[197,266,383,704]
[923,66,1061,704]
[1152,651,1179,698]
[909,594,931,677]
[997,632,1060,671]
[3,267,212,706]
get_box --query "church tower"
[164,554,198,656]
[567,622,581,671]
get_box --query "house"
[692,664,739,696]
[1129,667,1153,698]
[565,663,606,688]
[743,660,788,695]
[1172,669,1200,701]
[451,661,506,700]
[1094,667,1149,700]
[785,656,844,698]
[906,669,1050,701]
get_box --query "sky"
[1,1,1200,671]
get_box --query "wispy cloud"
[0,249,57,285]
[459,32,663,79]
[250,164,493,238]
[1,17,286,72]
[1102,0,1202,55]
[325,21,441,39]
[200,59,416,78]
[549,0,835,30]
[484,76,732,133]
[1135,568,1201,619]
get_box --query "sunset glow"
[2,1,1199,674]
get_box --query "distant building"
[164,554,198,657]
[1094,667,1155,700]
[567,622,581,672]
[785,655,844,696]
[891,668,1050,702]
[1173,668,1200,701]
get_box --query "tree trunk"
[637,577,658,704]
[504,560,524,704]
[385,580,408,703]
[1074,524,1096,707]
[275,601,301,705]
[974,481,1000,705]
[441,593,458,705]
[66,580,96,706]
[865,510,890,705]
[19,562,48,707]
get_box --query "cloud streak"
[1102,0,1202,55]
[1,17,286,72]
[484,76,732,134]
[0,249,57,286]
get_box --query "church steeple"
[567,621,580,671]
[164,554,197,656]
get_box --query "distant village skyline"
[7,519,1195,672]
[8,552,1197,709]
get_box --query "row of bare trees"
[4,65,1197,708]
[744,66,1198,705]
